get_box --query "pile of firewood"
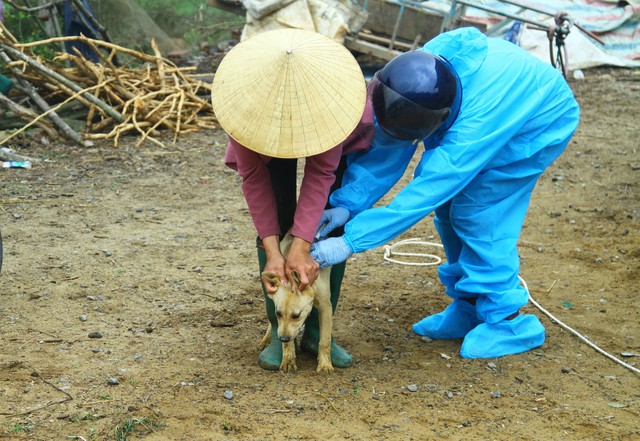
[0,23,218,148]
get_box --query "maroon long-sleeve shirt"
[225,98,374,243]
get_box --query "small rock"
[561,366,572,373]
[407,384,418,392]
[491,390,501,398]
[487,362,497,369]
[79,315,88,322]
[86,296,97,301]
[420,336,433,343]
[384,346,393,352]
[133,353,142,361]
[223,390,234,400]
[425,384,438,393]
[88,332,103,339]
[91,348,102,353]
[107,377,120,386]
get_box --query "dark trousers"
[257,156,347,245]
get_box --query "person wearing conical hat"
[211,28,374,370]
[311,27,580,359]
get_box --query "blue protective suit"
[330,28,580,323]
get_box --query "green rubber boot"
[300,261,353,368]
[256,245,282,371]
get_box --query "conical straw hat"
[211,28,366,158]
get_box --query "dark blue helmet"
[369,50,462,141]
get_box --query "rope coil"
[383,238,443,266]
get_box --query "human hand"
[310,236,353,268]
[261,236,287,293]
[286,238,319,291]
[315,207,350,241]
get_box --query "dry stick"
[174,89,186,143]
[0,81,86,146]
[137,95,178,147]
[0,43,123,122]
[130,98,165,148]
[182,102,208,126]
[87,116,114,132]
[151,38,166,90]
[0,80,111,145]
[0,94,58,138]
[113,116,133,147]
[0,363,73,417]
[0,50,86,146]
[84,38,124,87]
[68,48,110,131]
[17,35,159,63]
[0,21,19,45]
[85,122,153,140]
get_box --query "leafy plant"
[1,3,58,60]
[114,417,163,441]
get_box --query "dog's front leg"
[259,322,272,350]
[280,341,297,372]
[316,301,334,373]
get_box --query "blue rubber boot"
[460,314,545,358]
[256,244,281,370]
[413,299,481,339]
[300,261,353,368]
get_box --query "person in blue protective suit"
[310,27,580,359]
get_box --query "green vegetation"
[1,419,34,434]
[114,417,163,441]
[1,0,243,64]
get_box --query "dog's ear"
[261,272,280,288]
[290,271,302,289]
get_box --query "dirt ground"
[0,66,638,441]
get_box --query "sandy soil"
[0,67,638,441]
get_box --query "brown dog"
[259,234,333,373]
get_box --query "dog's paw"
[316,352,334,374]
[280,358,297,373]
[316,362,334,374]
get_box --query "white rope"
[383,238,443,266]
[384,238,640,374]
[519,277,640,374]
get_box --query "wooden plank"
[344,36,402,60]
[363,0,486,45]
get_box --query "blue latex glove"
[310,236,353,268]
[315,207,350,241]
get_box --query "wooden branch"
[0,81,110,146]
[0,25,218,147]
[0,50,86,146]
[0,94,58,138]
[16,35,159,63]
[0,43,124,122]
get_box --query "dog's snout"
[279,336,291,343]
